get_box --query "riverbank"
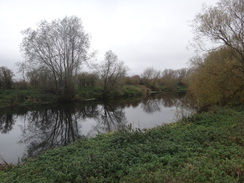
[0,106,243,182]
[0,85,148,108]
[0,84,187,109]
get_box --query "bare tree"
[0,66,14,89]
[191,0,244,66]
[141,67,161,80]
[141,67,161,90]
[77,72,99,87]
[26,66,55,91]
[20,16,90,96]
[97,51,128,97]
[16,62,27,82]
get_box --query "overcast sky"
[0,0,219,76]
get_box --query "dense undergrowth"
[0,106,243,182]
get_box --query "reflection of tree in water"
[87,103,127,136]
[174,94,198,120]
[19,103,127,159]
[140,93,181,114]
[15,94,195,160]
[141,98,161,114]
[141,93,194,114]
[75,103,100,119]
[19,104,97,159]
[114,98,141,109]
[0,107,29,134]
[160,93,182,108]
[0,113,15,133]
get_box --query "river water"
[0,93,193,164]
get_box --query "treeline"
[0,61,188,108]
[138,67,187,92]
[0,64,187,97]
[75,67,187,93]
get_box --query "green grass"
[0,106,243,182]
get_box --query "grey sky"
[0,0,218,76]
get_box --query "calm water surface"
[0,93,193,164]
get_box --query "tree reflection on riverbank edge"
[0,93,195,163]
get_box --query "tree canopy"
[187,0,244,107]
[21,16,90,96]
[192,0,244,66]
[97,51,128,97]
[0,66,14,89]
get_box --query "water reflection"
[94,103,127,133]
[19,106,82,158]
[140,93,192,114]
[0,113,16,133]
[141,97,161,113]
[17,102,128,159]
[0,93,195,163]
[0,107,28,134]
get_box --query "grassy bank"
[1,106,243,182]
[0,89,59,108]
[75,85,147,100]
[0,85,147,108]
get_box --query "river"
[0,93,194,164]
